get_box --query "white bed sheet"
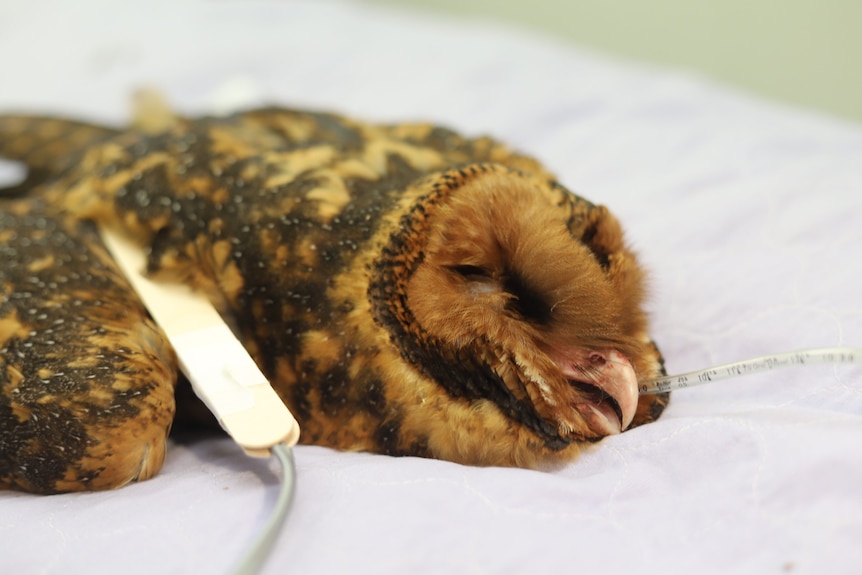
[2,2,861,574]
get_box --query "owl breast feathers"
[0,102,668,493]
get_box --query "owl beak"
[560,349,639,436]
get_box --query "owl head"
[370,164,667,466]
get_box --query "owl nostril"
[589,352,605,366]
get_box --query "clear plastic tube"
[638,347,862,394]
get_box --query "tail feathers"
[0,115,118,174]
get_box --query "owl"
[0,98,669,494]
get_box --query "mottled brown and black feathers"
[1,103,668,493]
[0,200,176,493]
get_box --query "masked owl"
[0,100,669,493]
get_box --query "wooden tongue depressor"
[100,226,301,458]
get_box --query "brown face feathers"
[391,167,661,451]
[408,172,641,350]
[0,103,668,493]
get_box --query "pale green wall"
[364,0,862,124]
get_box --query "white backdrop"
[2,2,861,574]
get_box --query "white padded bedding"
[2,2,861,574]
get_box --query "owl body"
[0,104,668,493]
